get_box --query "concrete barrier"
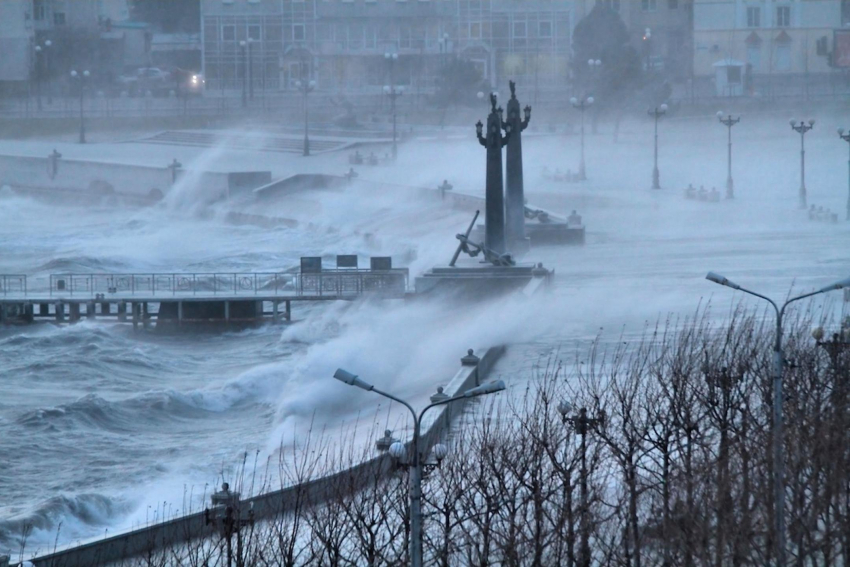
[23,346,505,567]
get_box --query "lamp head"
[789,119,797,127]
[295,80,302,88]
[587,96,594,105]
[716,111,724,119]
[383,85,390,94]
[432,443,448,462]
[388,441,406,461]
[45,40,51,47]
[332,368,375,391]
[523,105,531,121]
[463,380,506,398]
[812,326,825,341]
[83,70,89,77]
[595,59,602,66]
[660,103,668,113]
[587,59,594,66]
[35,45,41,52]
[477,91,484,100]
[70,70,77,77]
[569,96,578,105]
[839,128,845,136]
[705,271,741,290]
[808,119,815,127]
[475,120,483,137]
[240,40,246,47]
[309,80,316,88]
[819,276,850,293]
[557,400,572,417]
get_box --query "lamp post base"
[652,168,660,190]
[726,178,734,199]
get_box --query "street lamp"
[558,402,604,567]
[70,69,90,144]
[384,53,402,160]
[648,104,668,189]
[296,79,316,156]
[717,112,741,199]
[705,271,850,567]
[239,40,251,108]
[839,128,850,220]
[790,119,815,209]
[570,96,594,181]
[643,28,652,71]
[332,368,506,567]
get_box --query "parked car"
[172,68,205,97]
[116,67,173,97]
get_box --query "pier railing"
[49,273,296,297]
[0,275,26,296]
[46,270,409,298]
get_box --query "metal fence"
[297,269,409,297]
[0,275,26,296]
[46,271,409,298]
[49,273,295,297]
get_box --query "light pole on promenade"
[705,271,850,567]
[790,119,814,209]
[648,104,668,189]
[332,368,506,567]
[717,112,740,199]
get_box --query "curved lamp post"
[70,69,90,144]
[333,368,506,567]
[648,104,668,189]
[717,112,740,199]
[296,79,316,156]
[839,128,850,220]
[570,95,594,181]
[790,119,814,209]
[705,271,850,567]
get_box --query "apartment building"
[0,0,35,87]
[200,0,574,92]
[693,0,842,88]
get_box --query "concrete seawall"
[23,346,505,567]
[0,154,269,202]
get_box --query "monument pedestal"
[473,222,585,248]
[415,264,552,295]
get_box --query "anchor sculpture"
[450,210,515,267]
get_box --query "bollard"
[285,300,291,322]
[86,302,96,319]
[118,301,127,322]
[272,300,280,323]
[55,302,65,322]
[69,303,80,322]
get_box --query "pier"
[0,260,409,330]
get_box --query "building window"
[293,24,305,41]
[54,12,66,25]
[775,44,791,71]
[668,0,678,8]
[247,24,261,40]
[469,22,481,40]
[33,0,46,21]
[747,45,761,71]
[539,21,552,38]
[843,0,850,26]
[222,25,235,41]
[776,6,790,27]
[746,7,760,28]
[513,22,526,38]
[641,0,657,12]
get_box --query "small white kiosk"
[713,58,745,97]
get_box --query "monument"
[504,81,532,255]
[476,93,511,255]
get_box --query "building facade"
[693,0,841,87]
[0,0,35,87]
[200,0,575,93]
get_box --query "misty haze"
[1,0,850,566]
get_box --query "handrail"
[0,274,26,296]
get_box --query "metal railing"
[0,275,27,296]
[297,269,409,297]
[46,271,409,298]
[49,273,295,297]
